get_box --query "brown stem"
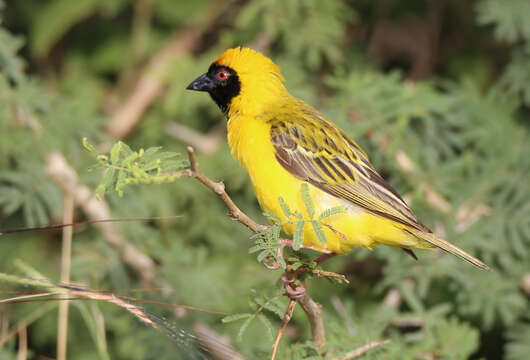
[185,147,267,232]
[298,294,325,351]
[271,299,296,360]
[305,268,349,283]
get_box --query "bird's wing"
[269,103,430,233]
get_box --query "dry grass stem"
[57,192,74,360]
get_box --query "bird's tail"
[408,229,490,270]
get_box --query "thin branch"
[0,216,181,236]
[337,340,391,360]
[0,274,158,329]
[305,268,350,283]
[185,147,267,233]
[271,299,296,360]
[1,293,229,317]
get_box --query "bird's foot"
[281,272,306,300]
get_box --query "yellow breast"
[226,114,425,254]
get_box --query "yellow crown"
[215,47,284,82]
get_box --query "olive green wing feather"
[270,103,429,233]
[269,102,490,270]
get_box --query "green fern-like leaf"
[292,221,305,250]
[300,183,315,219]
[278,196,292,217]
[310,220,326,244]
[318,205,347,220]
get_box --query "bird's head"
[186,47,287,116]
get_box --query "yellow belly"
[227,114,426,254]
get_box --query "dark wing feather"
[270,102,431,233]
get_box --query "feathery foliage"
[1,0,529,359]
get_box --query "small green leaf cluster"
[248,221,286,269]
[249,184,346,268]
[83,138,189,198]
[222,289,285,342]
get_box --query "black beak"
[186,73,214,92]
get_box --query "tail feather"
[408,229,490,270]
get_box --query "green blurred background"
[1,0,529,359]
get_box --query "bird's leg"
[260,238,337,299]
[281,253,339,299]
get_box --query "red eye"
[217,71,227,80]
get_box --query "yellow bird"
[186,47,489,277]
